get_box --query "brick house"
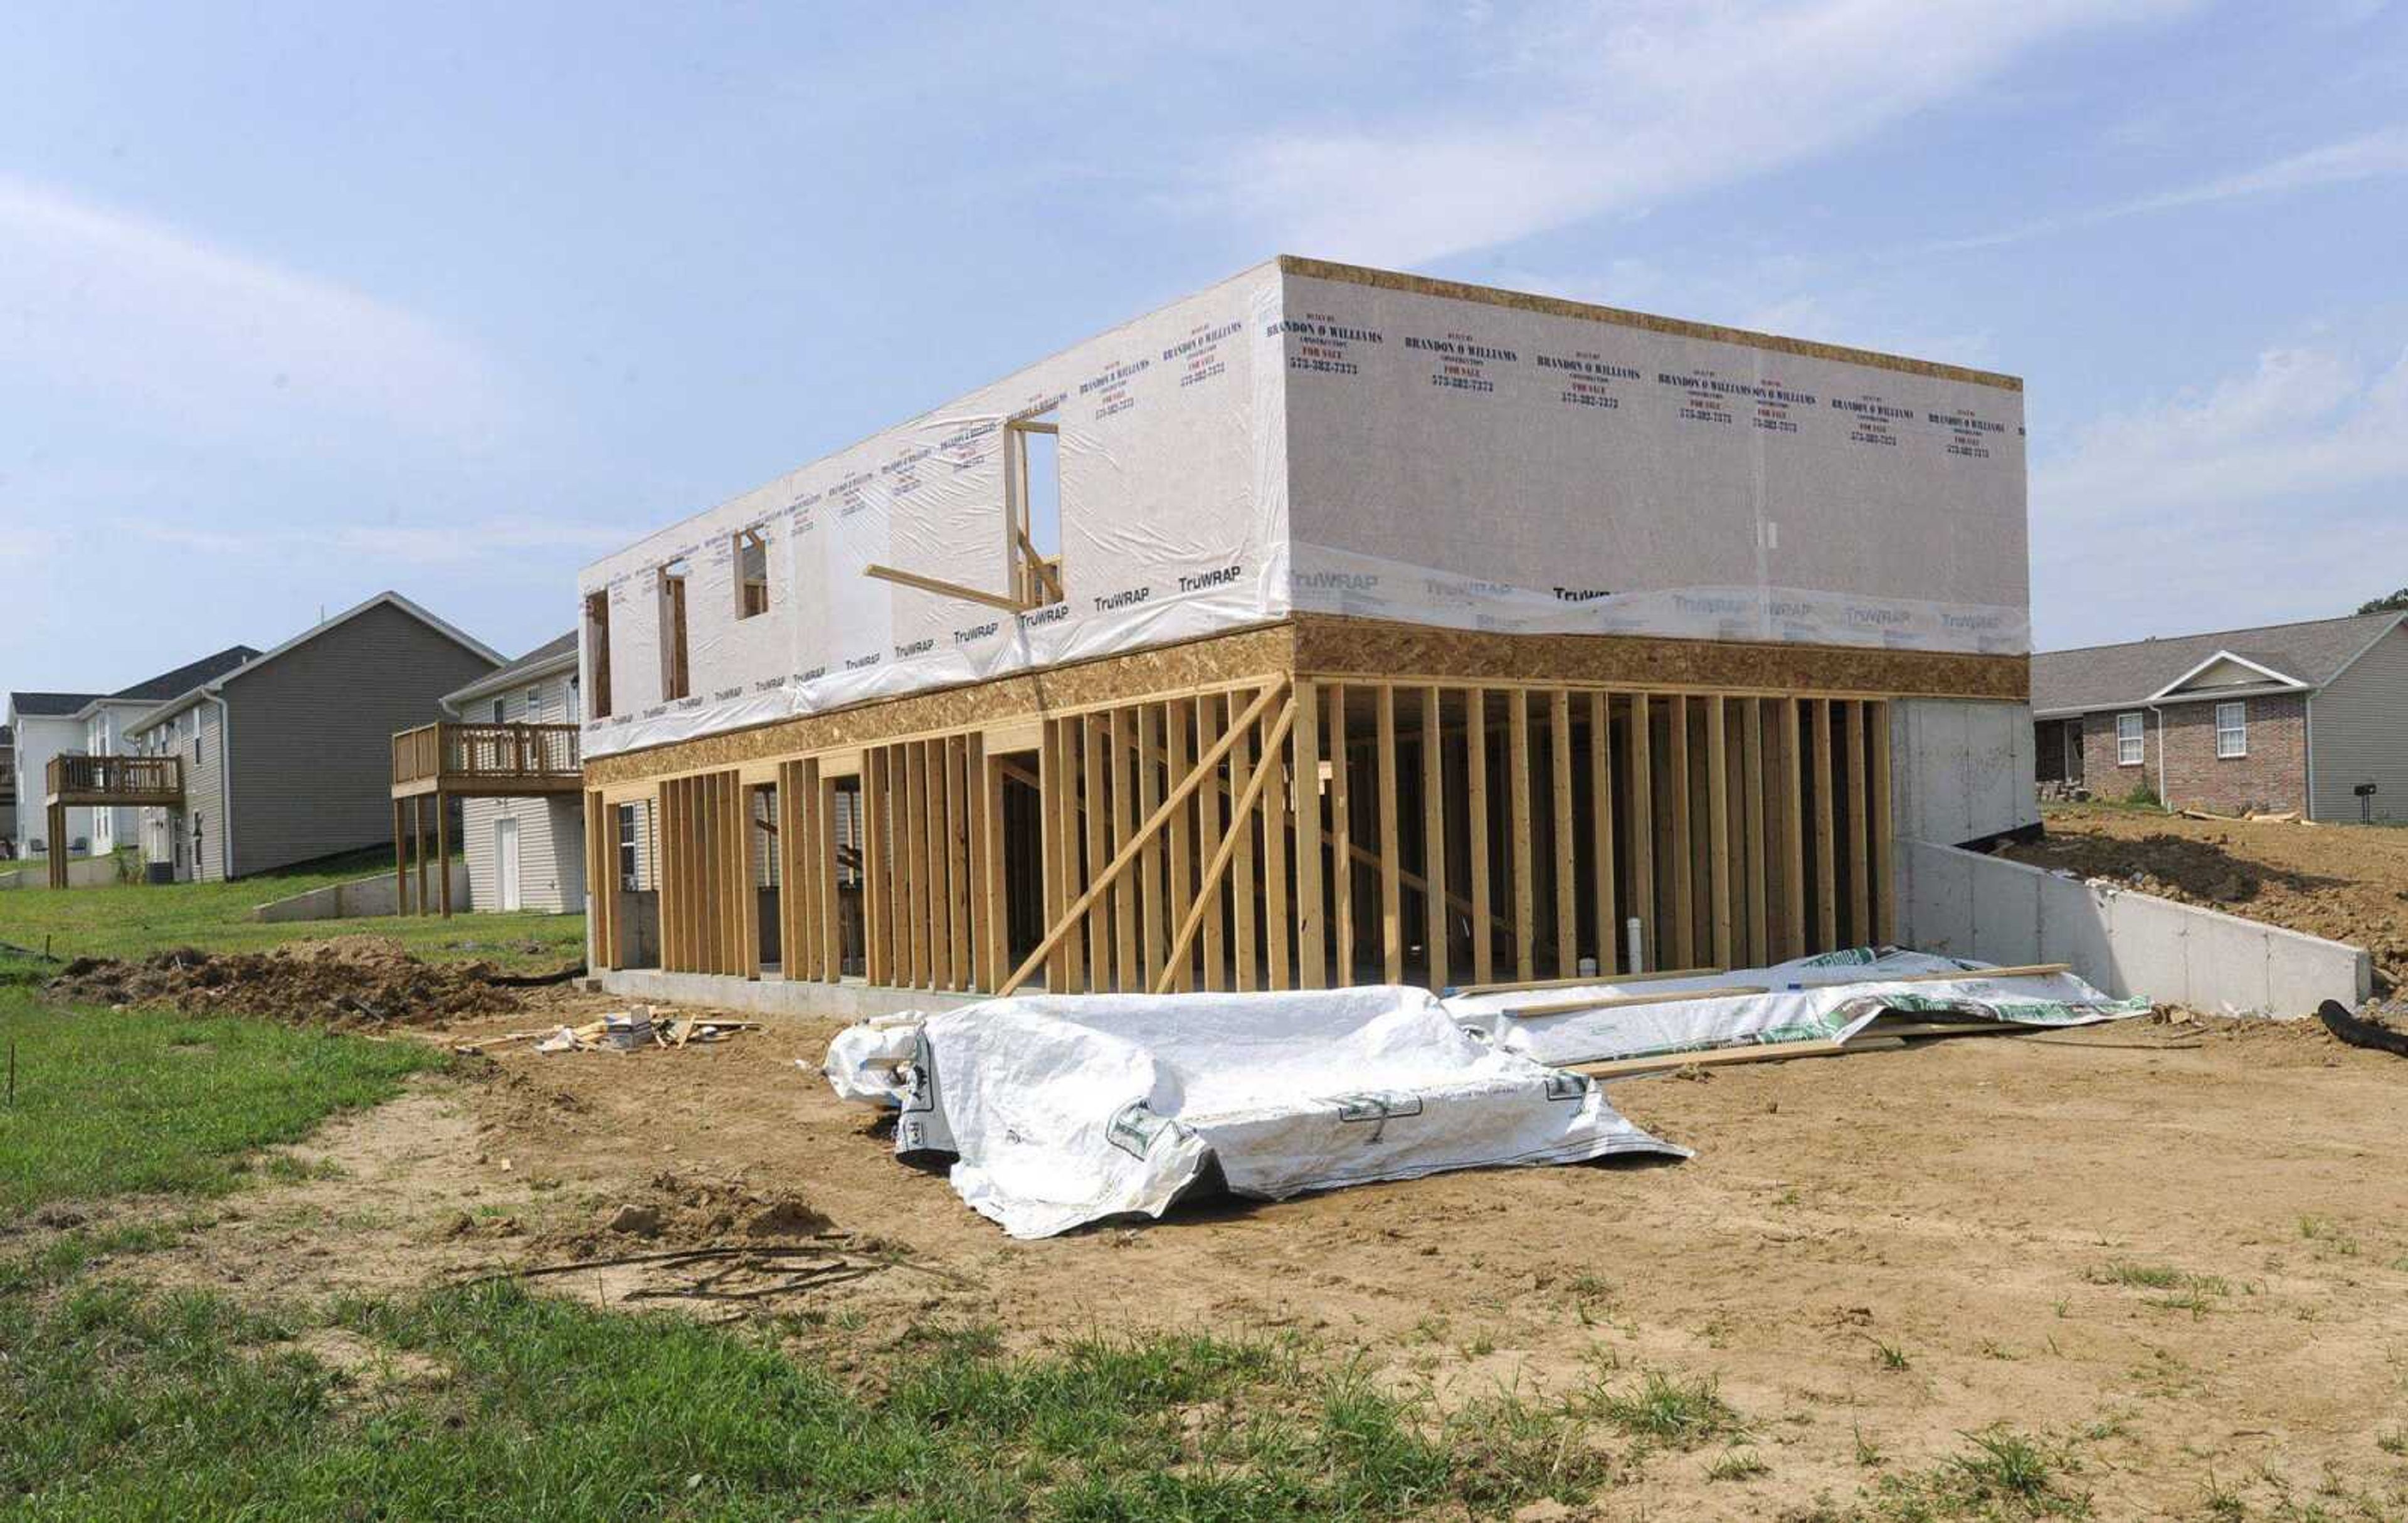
[2032,610,2408,821]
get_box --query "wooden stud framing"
[1550,689,1576,978]
[1422,686,1449,992]
[1705,695,1731,967]
[1136,705,1165,991]
[1813,698,1838,954]
[1777,700,1805,961]
[1230,694,1259,992]
[1291,680,1324,989]
[1082,714,1111,989]
[1666,695,1692,969]
[1741,701,1766,967]
[1845,701,1871,949]
[1262,695,1291,989]
[1327,683,1353,986]
[1466,688,1492,986]
[1195,695,1226,991]
[1375,685,1404,984]
[1588,692,1615,978]
[1507,690,1534,983]
[1156,699,1301,993]
[1625,693,1652,971]
[999,681,1285,997]
[1870,700,1896,946]
[1109,710,1138,990]
[1166,699,1196,993]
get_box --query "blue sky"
[4,0,2404,693]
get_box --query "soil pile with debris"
[47,936,522,1028]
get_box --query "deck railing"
[46,753,182,801]
[391,722,581,790]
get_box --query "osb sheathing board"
[1289,614,2027,702]
[586,616,2022,787]
[584,625,1294,785]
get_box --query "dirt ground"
[2004,804,2408,983]
[48,974,2407,1521]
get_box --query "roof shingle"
[2032,611,2404,714]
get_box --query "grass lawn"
[0,977,443,1214]
[0,846,584,971]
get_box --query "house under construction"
[576,256,2035,1012]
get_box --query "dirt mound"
[536,1171,835,1258]
[47,942,522,1028]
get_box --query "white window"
[2215,700,2247,759]
[525,685,544,722]
[2116,712,2144,767]
[491,697,506,724]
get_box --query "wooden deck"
[391,722,583,916]
[391,722,581,799]
[45,754,183,809]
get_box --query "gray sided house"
[0,724,14,850]
[10,645,259,860]
[127,594,502,881]
[2032,610,2408,821]
[440,632,586,913]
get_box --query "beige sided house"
[413,632,588,914]
[574,256,2039,1013]
[115,593,504,882]
[2032,610,2408,820]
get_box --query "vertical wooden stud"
[1627,692,1654,969]
[1741,701,1767,968]
[1870,700,1896,946]
[1109,709,1138,989]
[1667,695,1693,968]
[1814,699,1838,954]
[1465,688,1492,986]
[1422,685,1449,991]
[1166,699,1196,992]
[1846,701,1871,949]
[1706,696,1731,966]
[1136,705,1165,991]
[1230,695,1259,991]
[1262,697,1291,989]
[1195,695,1225,991]
[1587,692,1615,977]
[1550,689,1576,978]
[1083,715,1111,989]
[1376,685,1404,984]
[1508,691,1534,982]
[1291,680,1324,989]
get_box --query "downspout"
[2303,690,2316,822]
[2154,704,2171,811]
[206,690,235,880]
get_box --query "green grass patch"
[0,846,583,971]
[1585,1368,1741,1448]
[0,1275,1622,1520]
[1869,1426,2092,1519]
[0,991,441,1215]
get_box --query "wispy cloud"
[0,176,511,440]
[1190,0,2188,265]
[2030,341,2408,639]
[129,516,636,567]
[1930,125,2408,253]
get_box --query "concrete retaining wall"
[0,855,128,890]
[253,861,471,922]
[1898,838,2370,1016]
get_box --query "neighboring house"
[125,594,502,881]
[9,647,260,859]
[438,631,586,914]
[9,693,100,855]
[68,647,263,855]
[0,724,14,852]
[2032,610,2408,821]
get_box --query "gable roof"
[2033,611,2405,715]
[107,645,263,704]
[127,592,505,734]
[442,631,579,711]
[8,692,103,719]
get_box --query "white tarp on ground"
[822,984,1684,1240]
[1445,947,2152,1068]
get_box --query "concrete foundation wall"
[596,968,976,1024]
[252,860,471,922]
[1891,698,2039,847]
[1898,837,2368,1016]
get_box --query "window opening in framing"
[658,559,692,702]
[734,527,770,619]
[1006,411,1063,611]
[584,591,613,718]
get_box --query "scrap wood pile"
[473,1176,951,1321]
[460,1006,760,1056]
[46,937,525,1027]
